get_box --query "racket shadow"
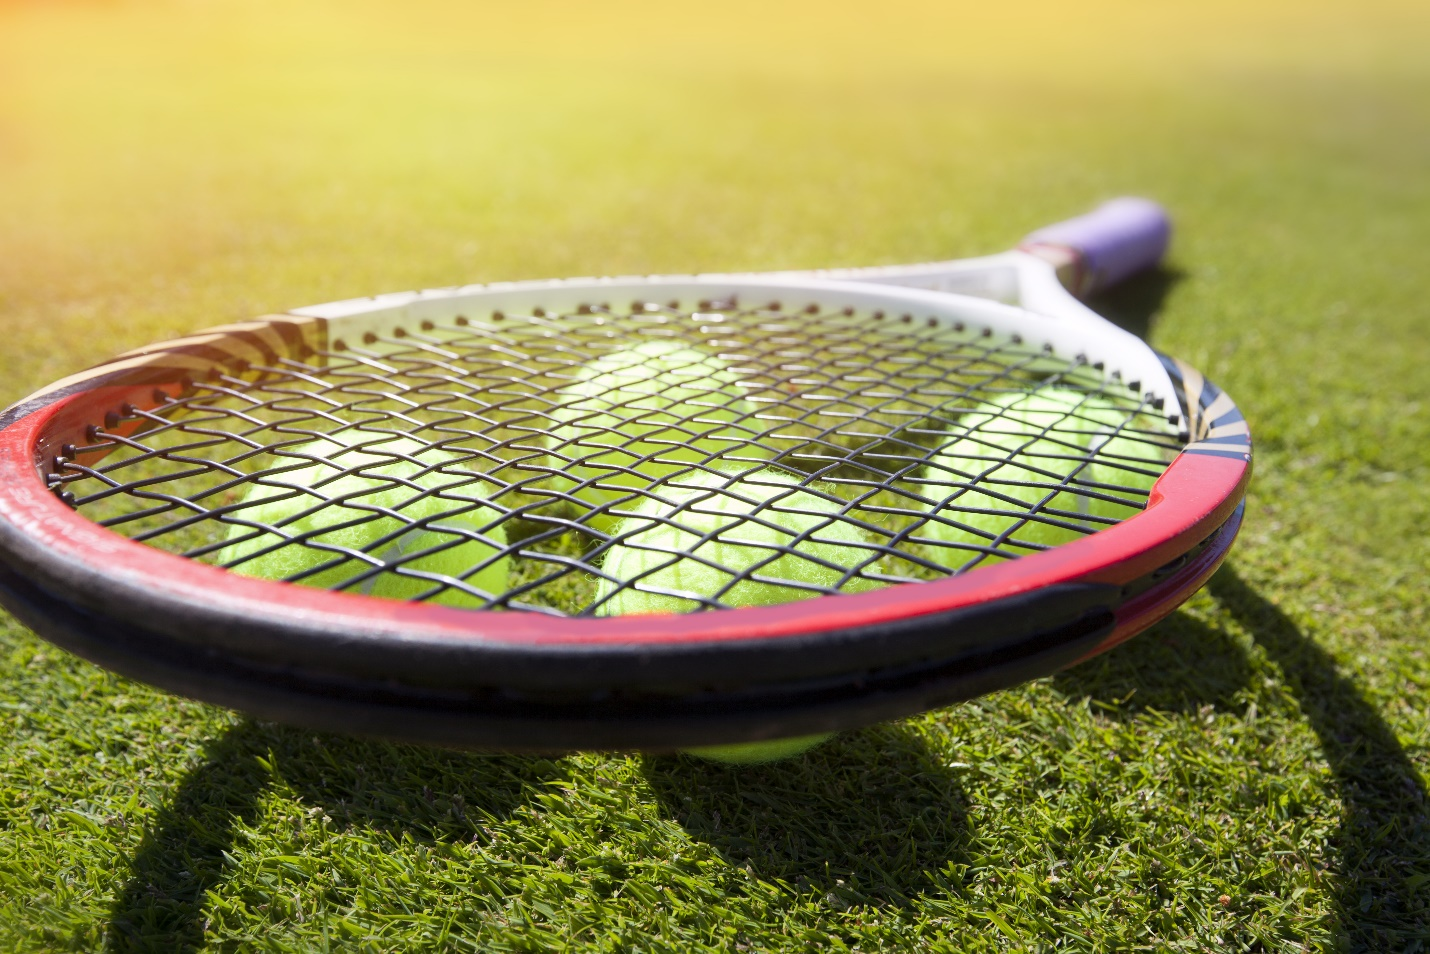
[1208,567,1430,948]
[103,722,565,954]
[641,723,971,908]
[1082,265,1185,341]
[1050,604,1257,716]
[1057,564,1429,947]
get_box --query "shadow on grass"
[1083,266,1184,340]
[106,719,970,948]
[104,564,1427,946]
[104,725,267,953]
[1058,564,1430,947]
[1209,567,1430,948]
[642,722,971,907]
[1052,601,1256,716]
[104,723,564,953]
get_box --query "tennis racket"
[0,198,1251,751]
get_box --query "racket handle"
[1020,198,1171,298]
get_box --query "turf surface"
[1,1,1428,949]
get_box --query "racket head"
[0,276,1250,750]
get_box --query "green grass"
[1,0,1429,949]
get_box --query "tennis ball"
[594,466,881,615]
[596,466,872,763]
[217,433,508,605]
[683,733,834,765]
[922,388,1173,561]
[546,341,763,530]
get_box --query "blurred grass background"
[1,0,1428,950]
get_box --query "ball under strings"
[595,465,881,614]
[922,387,1173,563]
[680,734,839,766]
[546,341,763,531]
[216,433,509,606]
[597,465,884,763]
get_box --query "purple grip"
[1021,198,1171,295]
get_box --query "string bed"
[49,299,1183,616]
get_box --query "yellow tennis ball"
[595,466,876,763]
[217,433,508,606]
[594,466,881,615]
[682,733,834,764]
[922,388,1173,562]
[546,341,763,531]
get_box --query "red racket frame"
[0,296,1251,750]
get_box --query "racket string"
[54,301,1181,613]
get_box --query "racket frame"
[0,240,1252,751]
